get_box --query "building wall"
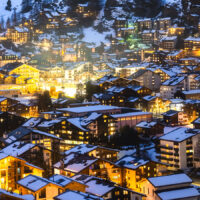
[115,114,152,130]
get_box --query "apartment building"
[159,127,200,170]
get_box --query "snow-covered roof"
[184,37,200,42]
[82,178,114,196]
[17,175,61,192]
[38,118,63,128]
[193,117,200,124]
[143,95,157,101]
[58,105,121,114]
[162,110,179,117]
[64,144,118,156]
[67,118,89,131]
[159,127,198,142]
[32,129,61,140]
[136,121,157,128]
[66,112,102,131]
[116,155,150,170]
[148,173,192,187]
[54,190,103,200]
[54,153,98,173]
[1,127,61,145]
[157,187,199,200]
[158,68,176,77]
[0,188,34,200]
[15,26,29,33]
[49,174,84,187]
[162,76,185,86]
[64,144,97,155]
[111,111,152,118]
[0,141,35,157]
[161,36,177,41]
[182,90,200,95]
[74,174,116,196]
[22,117,43,128]
[0,97,7,102]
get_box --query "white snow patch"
[82,27,114,47]
[0,0,23,22]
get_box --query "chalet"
[75,3,97,18]
[142,173,200,200]
[6,26,30,44]
[116,155,165,191]
[179,57,200,65]
[160,76,186,99]
[136,121,164,136]
[182,89,200,100]
[0,62,40,94]
[64,144,119,162]
[141,30,157,44]
[140,95,171,117]
[0,62,39,82]
[183,99,200,123]
[154,18,171,30]
[73,174,145,200]
[114,18,127,28]
[0,141,54,176]
[0,152,43,190]
[0,126,61,153]
[160,36,177,50]
[153,68,176,83]
[184,37,200,50]
[49,174,87,192]
[53,152,98,177]
[162,110,189,126]
[117,27,135,38]
[17,174,64,200]
[168,26,185,36]
[137,19,153,31]
[65,113,116,145]
[131,69,161,91]
[166,50,184,62]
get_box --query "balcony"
[160,151,173,155]
[174,159,179,162]
[160,156,173,161]
[160,145,173,150]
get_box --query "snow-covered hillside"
[0,0,23,21]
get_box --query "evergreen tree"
[21,0,32,13]
[37,91,52,112]
[133,0,161,18]
[11,8,17,26]
[6,18,11,28]
[85,81,101,101]
[0,17,5,30]
[110,125,141,148]
[5,0,12,11]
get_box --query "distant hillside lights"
[63,87,77,98]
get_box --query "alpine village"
[0,0,200,199]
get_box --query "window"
[39,188,46,199]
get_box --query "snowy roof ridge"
[148,173,192,187]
